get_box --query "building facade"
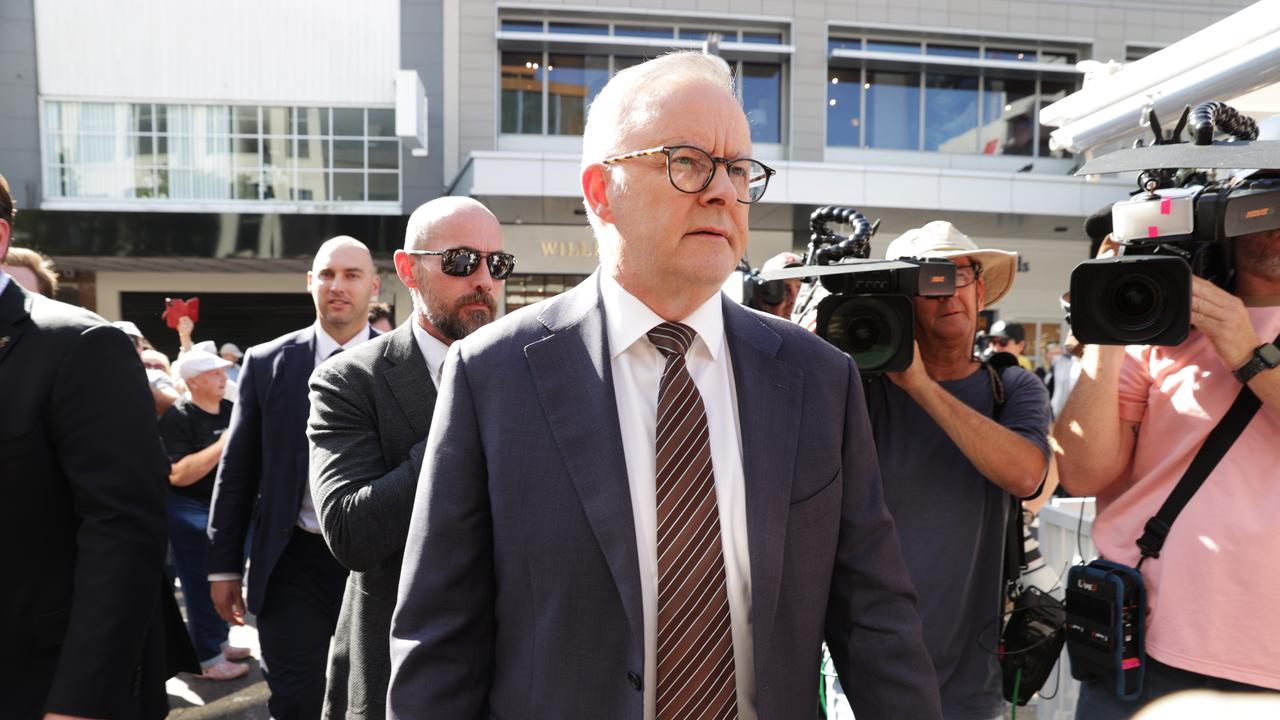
[0,0,1252,359]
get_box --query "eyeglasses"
[601,145,776,204]
[405,247,516,280]
[955,262,983,289]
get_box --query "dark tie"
[328,347,343,359]
[646,322,738,720]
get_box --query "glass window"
[1040,51,1076,65]
[234,106,259,135]
[367,109,396,137]
[333,140,364,170]
[368,173,398,202]
[742,31,782,44]
[981,76,1035,156]
[295,171,328,201]
[927,44,979,58]
[548,22,608,35]
[742,63,781,143]
[678,28,715,40]
[264,106,291,136]
[829,38,860,52]
[614,25,673,38]
[826,67,862,147]
[367,139,399,170]
[866,69,920,150]
[502,19,543,32]
[133,104,154,133]
[262,137,292,167]
[547,53,608,136]
[986,48,1036,62]
[333,108,365,137]
[332,172,364,202]
[868,40,921,54]
[298,107,328,136]
[501,51,544,135]
[924,71,979,153]
[1039,79,1075,157]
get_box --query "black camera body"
[1000,586,1067,706]
[814,258,956,373]
[1065,560,1146,700]
[1069,102,1280,345]
[774,206,956,374]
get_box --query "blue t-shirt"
[865,365,1050,720]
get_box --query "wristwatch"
[1232,342,1280,384]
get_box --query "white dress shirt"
[410,318,450,390]
[0,270,11,295]
[599,273,757,720]
[299,321,374,532]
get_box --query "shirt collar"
[410,317,451,384]
[599,273,725,362]
[313,320,372,359]
[0,270,10,296]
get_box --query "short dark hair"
[0,174,14,225]
[368,301,393,324]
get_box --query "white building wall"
[35,0,401,105]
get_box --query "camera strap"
[1134,332,1279,567]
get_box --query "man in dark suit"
[388,53,942,719]
[0,174,173,719]
[307,196,509,720]
[207,235,381,720]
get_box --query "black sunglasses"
[405,247,515,280]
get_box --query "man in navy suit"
[388,52,942,719]
[207,236,381,720]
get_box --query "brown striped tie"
[647,322,737,720]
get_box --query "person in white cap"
[219,342,243,383]
[157,349,253,681]
[114,319,180,416]
[863,220,1050,719]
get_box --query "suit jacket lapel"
[525,274,644,647]
[382,322,435,439]
[723,299,803,666]
[0,282,32,368]
[278,326,317,493]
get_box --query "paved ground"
[165,600,270,720]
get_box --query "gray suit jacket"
[388,273,942,719]
[308,322,436,720]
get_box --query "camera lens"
[1106,273,1165,332]
[826,297,901,371]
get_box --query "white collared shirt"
[599,273,757,720]
[298,321,374,532]
[0,270,10,296]
[409,317,450,390]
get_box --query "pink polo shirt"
[1090,306,1280,689]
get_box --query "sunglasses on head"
[406,247,515,280]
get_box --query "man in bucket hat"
[864,220,1051,719]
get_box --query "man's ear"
[581,164,614,224]
[306,270,315,293]
[975,276,987,312]
[0,219,10,263]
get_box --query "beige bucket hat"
[884,221,1019,306]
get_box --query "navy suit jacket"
[388,274,943,719]
[207,325,321,613]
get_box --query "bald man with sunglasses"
[306,197,509,720]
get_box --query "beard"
[1233,230,1280,282]
[424,289,497,341]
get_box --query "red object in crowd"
[162,297,200,329]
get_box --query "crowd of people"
[3,49,1278,720]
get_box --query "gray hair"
[580,52,736,236]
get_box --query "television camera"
[1070,101,1280,345]
[761,206,956,373]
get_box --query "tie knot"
[647,322,696,358]
[328,347,343,359]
